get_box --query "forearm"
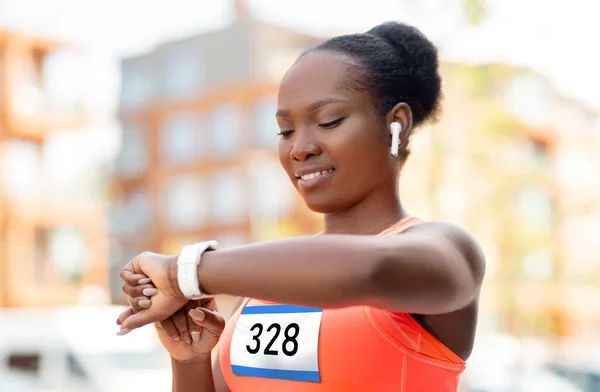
[195,235,389,308]
[172,357,214,392]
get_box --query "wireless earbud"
[390,122,402,156]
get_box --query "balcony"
[0,30,87,141]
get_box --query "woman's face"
[277,51,396,214]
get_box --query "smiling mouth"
[296,169,335,181]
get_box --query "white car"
[0,306,172,392]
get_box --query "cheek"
[278,140,296,184]
[332,119,388,170]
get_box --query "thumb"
[119,309,157,333]
[189,308,226,337]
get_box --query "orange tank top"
[219,216,466,391]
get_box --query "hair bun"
[367,22,441,124]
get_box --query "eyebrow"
[276,98,348,117]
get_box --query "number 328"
[246,322,300,356]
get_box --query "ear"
[386,103,414,147]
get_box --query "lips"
[297,168,334,181]
[294,166,336,179]
[294,166,336,191]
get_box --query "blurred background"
[0,0,599,391]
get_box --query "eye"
[318,117,345,129]
[277,130,295,138]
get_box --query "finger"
[116,306,135,326]
[127,296,152,310]
[119,309,157,332]
[184,301,202,343]
[157,318,181,342]
[189,307,226,338]
[119,252,154,284]
[120,269,150,286]
[122,282,157,298]
[172,308,192,345]
[199,296,218,312]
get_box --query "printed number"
[246,323,263,354]
[264,323,281,355]
[245,322,300,356]
[282,323,299,356]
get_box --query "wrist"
[167,254,185,299]
[171,353,212,367]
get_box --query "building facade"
[112,18,322,303]
[0,30,108,307]
[403,63,600,343]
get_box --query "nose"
[289,129,322,161]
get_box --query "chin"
[301,192,348,214]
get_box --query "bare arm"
[171,222,485,315]
[172,358,214,392]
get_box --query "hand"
[156,298,225,364]
[118,276,225,363]
[116,251,187,334]
[119,271,158,311]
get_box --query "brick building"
[0,30,108,307]
[111,8,322,302]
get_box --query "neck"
[323,186,407,235]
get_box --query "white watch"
[177,240,218,299]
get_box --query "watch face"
[180,245,200,264]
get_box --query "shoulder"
[404,221,486,280]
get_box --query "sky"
[1,0,598,111]
[0,0,599,171]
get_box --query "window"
[42,49,81,114]
[121,63,153,108]
[111,188,151,235]
[521,250,554,281]
[210,103,241,156]
[526,137,550,167]
[504,74,553,127]
[163,49,204,99]
[162,176,208,230]
[248,157,294,219]
[505,137,551,170]
[118,122,148,176]
[0,138,41,201]
[35,227,85,284]
[12,49,44,116]
[211,169,245,224]
[159,113,205,165]
[254,95,279,148]
[516,186,552,228]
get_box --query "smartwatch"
[177,240,218,299]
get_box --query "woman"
[117,21,485,391]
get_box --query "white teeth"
[300,169,334,181]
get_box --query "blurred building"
[403,63,600,344]
[111,4,322,302]
[0,30,108,307]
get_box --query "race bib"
[230,304,323,383]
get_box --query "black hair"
[305,21,442,158]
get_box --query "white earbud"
[390,122,402,156]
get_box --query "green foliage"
[464,0,487,26]
[483,111,523,139]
